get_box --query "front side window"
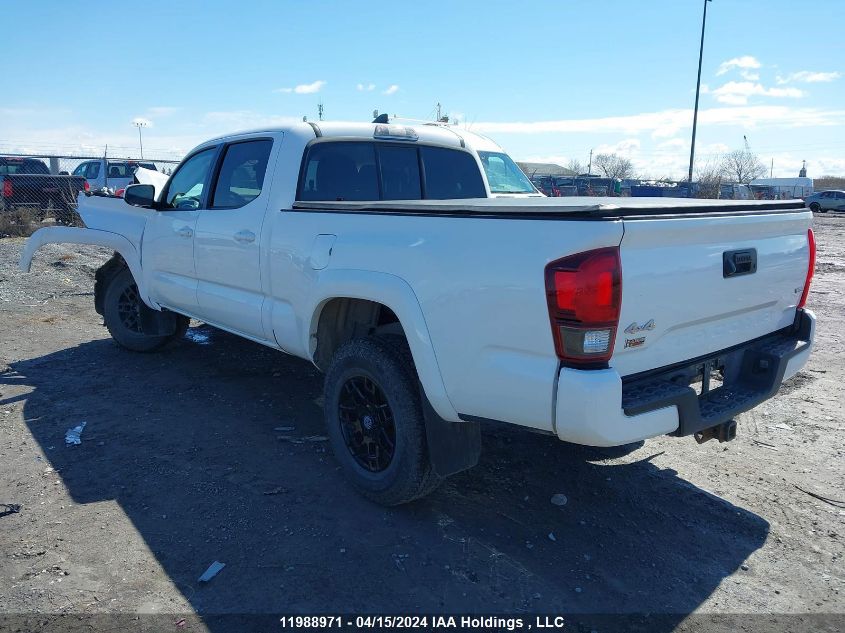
[299,142,378,201]
[211,140,273,208]
[72,162,88,177]
[163,148,216,210]
[85,162,101,179]
[420,146,486,199]
[478,151,536,194]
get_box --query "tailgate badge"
[625,319,655,334]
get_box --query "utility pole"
[688,0,712,183]
[133,120,147,159]
[588,149,593,175]
[770,158,773,178]
[435,102,442,122]
[318,102,324,121]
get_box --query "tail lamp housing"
[545,247,622,366]
[2,178,12,198]
[797,228,815,309]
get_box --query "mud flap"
[138,303,180,336]
[421,389,481,477]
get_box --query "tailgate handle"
[723,249,757,278]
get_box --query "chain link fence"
[1,153,182,235]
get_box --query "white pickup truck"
[20,121,816,505]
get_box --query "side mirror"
[124,184,156,208]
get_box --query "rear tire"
[324,337,440,505]
[103,268,183,352]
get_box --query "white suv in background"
[71,159,158,192]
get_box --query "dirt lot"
[0,215,843,632]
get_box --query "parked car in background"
[0,156,87,223]
[804,190,845,213]
[72,159,158,193]
[719,183,753,200]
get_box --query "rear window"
[297,141,486,201]
[0,159,49,175]
[377,145,421,200]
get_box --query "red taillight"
[797,228,816,309]
[2,178,12,198]
[83,180,90,192]
[545,247,622,366]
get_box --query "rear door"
[613,208,812,376]
[193,137,276,340]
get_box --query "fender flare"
[18,226,158,309]
[306,269,460,423]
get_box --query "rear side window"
[420,146,486,199]
[211,139,273,208]
[299,142,378,201]
[107,162,134,178]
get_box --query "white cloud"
[776,70,841,84]
[473,105,845,138]
[595,138,641,157]
[716,56,761,76]
[131,117,153,128]
[739,70,760,81]
[711,81,804,105]
[383,84,399,95]
[274,80,327,94]
[357,83,376,91]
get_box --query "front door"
[143,146,218,312]
[193,138,275,340]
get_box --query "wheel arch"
[306,269,459,422]
[19,226,156,308]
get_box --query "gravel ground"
[0,215,843,632]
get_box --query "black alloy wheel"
[338,375,397,472]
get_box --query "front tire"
[809,202,820,212]
[323,337,440,505]
[103,268,185,352]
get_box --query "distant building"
[516,162,576,178]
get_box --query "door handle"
[234,230,256,244]
[177,226,193,239]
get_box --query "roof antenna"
[372,111,389,124]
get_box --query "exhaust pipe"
[694,420,737,444]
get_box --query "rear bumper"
[554,309,815,446]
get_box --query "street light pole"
[688,0,711,183]
[133,120,147,159]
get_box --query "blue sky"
[2,0,843,177]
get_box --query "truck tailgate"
[612,209,812,377]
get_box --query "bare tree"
[695,159,724,199]
[720,149,766,184]
[565,158,584,176]
[593,153,635,180]
[813,175,845,190]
